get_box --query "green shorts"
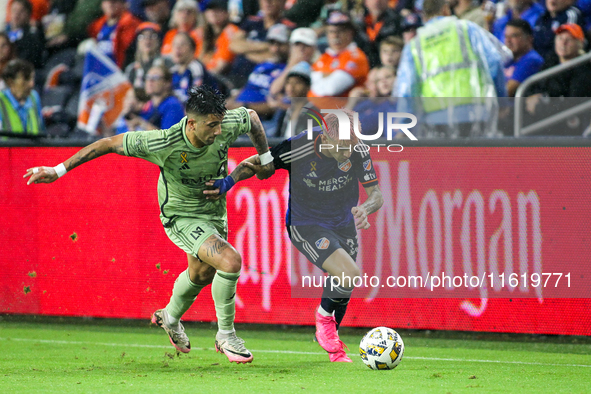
[164,217,228,259]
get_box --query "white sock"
[165,308,180,327]
[217,329,235,338]
[318,305,333,317]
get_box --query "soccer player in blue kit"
[205,110,383,362]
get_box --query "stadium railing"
[514,51,591,137]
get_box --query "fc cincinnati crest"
[315,237,330,250]
[363,159,372,171]
[338,159,352,172]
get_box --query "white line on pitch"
[1,337,590,368]
[407,356,591,368]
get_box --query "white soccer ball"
[359,326,404,370]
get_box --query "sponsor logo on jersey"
[304,178,316,188]
[363,159,372,171]
[364,173,376,182]
[315,237,330,250]
[307,171,318,178]
[318,174,353,191]
[345,61,357,71]
[338,159,352,172]
[180,163,190,171]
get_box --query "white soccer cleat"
[215,332,254,364]
[151,309,191,353]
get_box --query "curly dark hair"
[185,85,226,117]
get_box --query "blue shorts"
[287,224,358,271]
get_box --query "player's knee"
[341,266,361,286]
[195,269,216,285]
[218,249,242,273]
[189,265,216,285]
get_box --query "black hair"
[2,58,34,81]
[286,73,311,87]
[506,19,534,37]
[185,85,226,117]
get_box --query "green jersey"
[123,107,251,227]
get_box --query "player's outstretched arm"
[245,109,275,180]
[351,185,384,230]
[204,155,276,199]
[23,134,126,185]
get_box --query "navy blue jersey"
[271,128,379,229]
[533,7,584,58]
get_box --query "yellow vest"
[0,91,42,135]
[410,17,493,113]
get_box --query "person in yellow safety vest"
[0,58,44,137]
[393,0,508,138]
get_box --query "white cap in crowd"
[289,28,317,47]
[266,24,290,43]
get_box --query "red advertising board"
[1,146,590,335]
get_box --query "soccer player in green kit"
[23,86,274,364]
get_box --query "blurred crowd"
[1,0,591,139]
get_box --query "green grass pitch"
[1,317,590,393]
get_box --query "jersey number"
[190,227,205,240]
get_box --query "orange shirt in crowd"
[6,0,49,22]
[195,23,239,72]
[161,28,201,58]
[309,43,370,98]
[88,11,142,68]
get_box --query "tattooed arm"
[351,185,384,230]
[24,134,126,185]
[246,109,274,180]
[203,155,276,199]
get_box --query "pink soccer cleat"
[329,350,352,362]
[329,341,352,362]
[315,309,340,353]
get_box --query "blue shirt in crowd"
[492,2,545,42]
[96,22,118,64]
[140,95,185,130]
[236,61,285,103]
[504,48,544,83]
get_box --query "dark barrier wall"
[1,141,590,335]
